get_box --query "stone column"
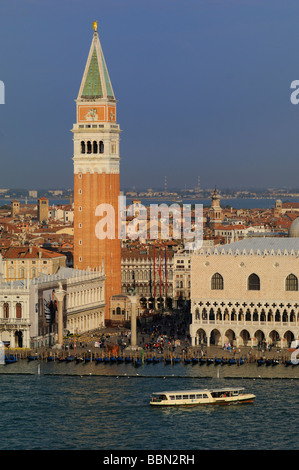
[130,296,138,347]
[55,285,66,347]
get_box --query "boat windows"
[169,396,175,400]
[203,394,209,399]
[158,395,167,401]
[175,395,182,400]
[196,394,203,399]
[190,394,195,399]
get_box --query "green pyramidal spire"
[78,28,115,101]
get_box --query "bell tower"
[72,21,121,320]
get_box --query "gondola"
[27,355,38,361]
[257,358,265,366]
[5,355,18,364]
[206,358,213,365]
[173,357,181,363]
[192,358,199,364]
[228,358,236,365]
[66,355,75,362]
[165,358,172,364]
[214,357,221,365]
[146,357,153,364]
[134,359,142,367]
[184,358,191,364]
[95,357,103,363]
[117,357,124,363]
[125,357,132,363]
[221,358,228,365]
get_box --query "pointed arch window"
[248,273,260,291]
[285,274,298,291]
[93,141,98,154]
[81,141,86,154]
[211,273,224,290]
[87,141,92,154]
[99,141,104,154]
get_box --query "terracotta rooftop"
[0,246,65,259]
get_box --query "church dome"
[288,217,299,237]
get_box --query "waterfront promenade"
[4,312,296,366]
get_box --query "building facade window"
[16,303,22,319]
[3,303,9,318]
[285,274,298,291]
[211,273,224,290]
[248,273,260,291]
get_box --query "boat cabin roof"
[152,387,245,395]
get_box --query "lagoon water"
[0,360,298,450]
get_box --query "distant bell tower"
[72,21,121,320]
[209,188,222,226]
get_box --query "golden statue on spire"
[93,21,98,32]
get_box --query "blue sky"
[0,0,299,190]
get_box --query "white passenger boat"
[150,387,255,406]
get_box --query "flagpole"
[153,245,156,311]
[165,243,167,303]
[159,243,162,310]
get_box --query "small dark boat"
[238,358,245,365]
[221,358,228,365]
[257,358,265,366]
[153,357,160,364]
[228,358,236,365]
[85,357,91,363]
[165,358,172,364]
[207,358,213,365]
[285,360,292,366]
[146,357,153,364]
[117,357,124,363]
[95,357,103,363]
[199,358,206,365]
[272,359,279,366]
[184,358,191,364]
[104,357,110,363]
[134,359,142,367]
[66,356,75,362]
[192,358,199,364]
[110,356,117,363]
[214,357,221,365]
[27,355,38,361]
[265,359,272,366]
[47,356,54,362]
[5,355,18,364]
[173,357,181,363]
[125,357,132,363]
